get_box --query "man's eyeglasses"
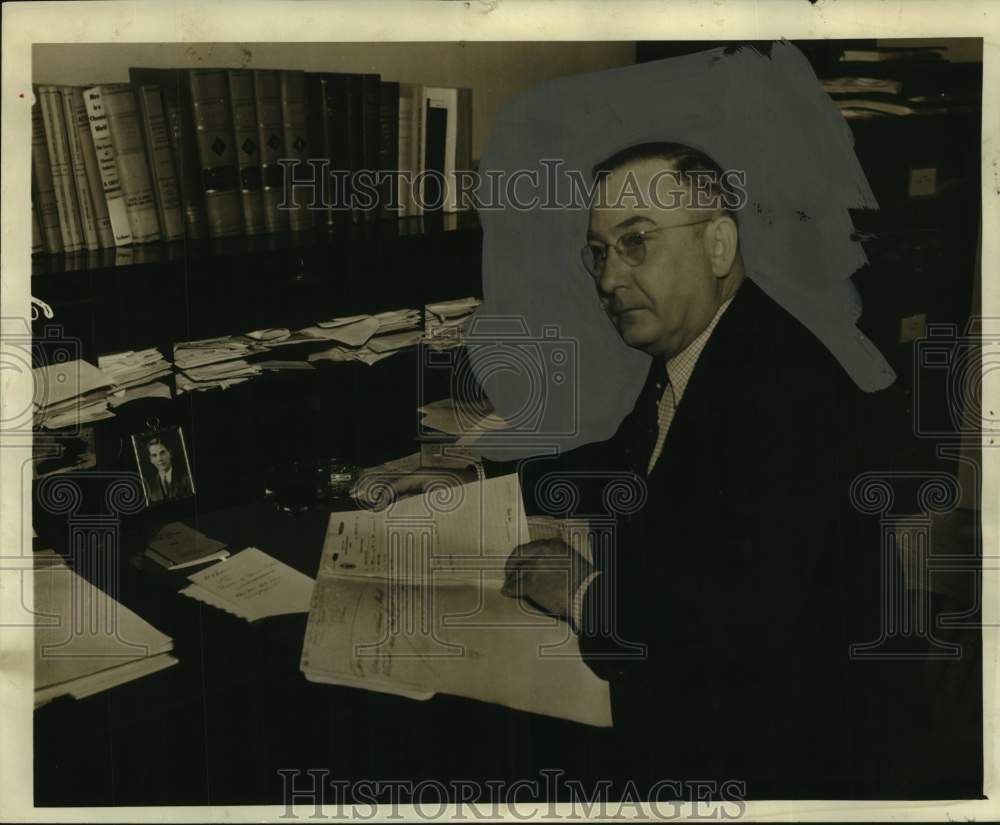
[580,218,714,280]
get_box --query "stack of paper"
[174,335,269,370]
[245,327,290,344]
[418,397,507,441]
[425,297,481,350]
[33,360,114,430]
[289,316,380,348]
[300,475,612,726]
[367,329,425,353]
[34,551,178,707]
[374,308,422,334]
[180,547,315,622]
[822,77,903,95]
[145,521,230,570]
[99,348,173,408]
[307,345,397,366]
[174,336,271,393]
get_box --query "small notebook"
[145,521,229,570]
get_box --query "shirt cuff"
[570,571,601,633]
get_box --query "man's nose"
[596,250,631,296]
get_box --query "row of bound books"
[31,69,473,255]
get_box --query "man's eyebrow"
[587,215,655,241]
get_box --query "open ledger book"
[300,474,612,727]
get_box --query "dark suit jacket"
[145,468,194,503]
[517,279,939,798]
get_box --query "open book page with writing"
[323,473,529,583]
[301,474,612,726]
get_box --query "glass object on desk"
[263,458,361,514]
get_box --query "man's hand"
[352,463,478,510]
[501,539,594,622]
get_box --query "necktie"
[647,371,675,476]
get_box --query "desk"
[31,349,625,808]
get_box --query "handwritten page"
[181,547,315,622]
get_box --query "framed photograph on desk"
[131,426,196,507]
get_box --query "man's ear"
[703,215,739,277]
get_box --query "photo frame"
[130,425,196,507]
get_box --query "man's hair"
[147,437,170,454]
[591,141,735,220]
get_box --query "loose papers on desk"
[33,359,114,429]
[304,309,423,365]
[174,335,270,393]
[418,397,508,440]
[34,551,177,707]
[425,296,481,350]
[99,348,173,408]
[300,474,612,727]
[180,547,315,622]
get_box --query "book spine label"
[253,70,289,233]
[136,85,185,241]
[102,85,162,244]
[71,87,115,248]
[60,87,100,250]
[187,69,244,238]
[31,97,63,253]
[39,86,83,252]
[227,70,266,235]
[83,86,134,247]
[280,70,312,232]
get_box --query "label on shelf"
[908,167,937,198]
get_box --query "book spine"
[425,87,458,212]
[135,85,185,241]
[226,70,266,235]
[378,81,400,220]
[325,74,356,224]
[129,68,207,240]
[187,69,244,238]
[412,84,426,217]
[30,97,63,253]
[455,88,473,212]
[70,87,115,248]
[305,74,334,229]
[252,70,289,234]
[279,70,312,232]
[38,86,83,252]
[31,198,43,254]
[83,86,134,247]
[59,87,100,250]
[359,74,382,221]
[102,85,162,243]
[397,93,412,218]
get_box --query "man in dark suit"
[503,142,934,797]
[144,436,194,503]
